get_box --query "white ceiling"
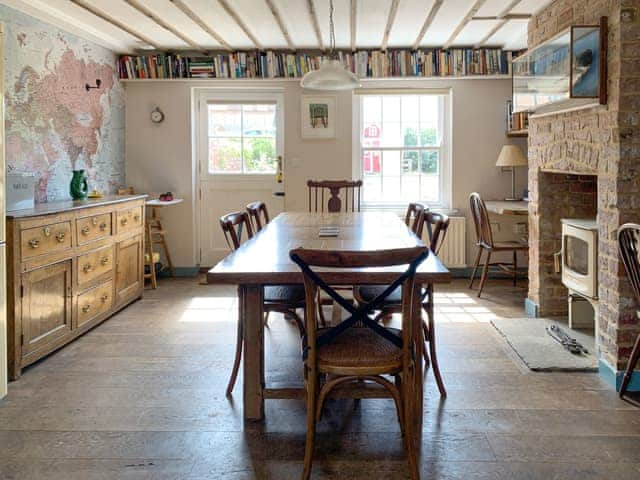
[2,0,553,53]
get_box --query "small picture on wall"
[570,25,601,98]
[301,95,336,138]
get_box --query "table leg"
[412,282,424,447]
[241,284,265,421]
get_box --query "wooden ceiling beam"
[123,0,203,50]
[381,0,400,51]
[169,0,232,50]
[444,0,488,49]
[350,0,357,52]
[265,0,295,50]
[474,1,528,48]
[69,0,159,49]
[412,0,444,50]
[473,14,531,21]
[217,0,263,50]
[306,0,324,51]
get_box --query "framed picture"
[301,95,337,139]
[570,17,607,102]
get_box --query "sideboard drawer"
[77,280,113,328]
[76,213,112,245]
[20,221,72,260]
[77,245,113,286]
[116,206,143,234]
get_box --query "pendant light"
[300,0,361,90]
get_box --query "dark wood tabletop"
[207,211,451,285]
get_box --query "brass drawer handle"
[99,222,108,231]
[43,227,51,237]
[92,217,98,226]
[133,214,141,222]
[56,232,66,243]
[28,239,40,248]
[82,304,91,313]
[81,226,91,235]
[83,263,93,273]
[100,256,110,265]
[121,217,128,226]
[101,294,109,303]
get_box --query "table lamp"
[496,145,527,201]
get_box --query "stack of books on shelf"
[505,100,529,133]
[117,48,517,80]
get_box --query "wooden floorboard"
[0,277,639,479]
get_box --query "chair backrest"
[469,192,494,248]
[424,211,450,254]
[290,246,428,365]
[618,223,640,306]
[307,180,363,213]
[246,201,270,232]
[220,211,254,251]
[405,203,426,238]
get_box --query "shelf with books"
[506,129,528,137]
[505,100,529,137]
[117,48,518,81]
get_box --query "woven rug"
[491,317,598,371]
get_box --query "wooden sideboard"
[5,195,147,379]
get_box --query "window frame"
[353,90,452,210]
[196,89,284,186]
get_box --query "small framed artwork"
[301,95,337,139]
[570,17,607,103]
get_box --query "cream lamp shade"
[496,145,527,167]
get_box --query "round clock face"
[151,109,164,123]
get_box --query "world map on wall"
[2,5,125,202]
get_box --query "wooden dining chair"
[246,201,270,232]
[220,211,306,396]
[290,246,429,480]
[468,192,528,297]
[307,179,363,213]
[354,206,450,397]
[617,223,640,400]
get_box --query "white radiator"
[438,216,466,267]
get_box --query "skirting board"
[599,359,640,392]
[158,267,200,277]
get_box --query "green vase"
[70,170,89,200]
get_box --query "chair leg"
[469,247,483,289]
[401,368,420,480]
[477,251,492,298]
[226,312,243,396]
[423,304,446,398]
[302,371,317,480]
[422,320,430,365]
[513,250,518,287]
[620,333,640,398]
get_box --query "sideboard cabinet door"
[21,260,73,359]
[115,235,143,305]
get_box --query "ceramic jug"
[70,169,89,200]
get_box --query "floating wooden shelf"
[506,129,528,138]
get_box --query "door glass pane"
[208,104,241,137]
[242,104,276,137]
[209,137,242,173]
[243,137,277,173]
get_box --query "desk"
[207,211,451,425]
[485,200,529,216]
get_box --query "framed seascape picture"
[301,95,337,139]
[570,18,607,102]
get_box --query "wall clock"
[151,107,165,123]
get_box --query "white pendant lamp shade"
[300,59,361,90]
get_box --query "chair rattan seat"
[264,285,306,303]
[316,327,403,373]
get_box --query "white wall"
[125,78,526,269]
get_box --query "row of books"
[117,48,518,80]
[505,100,530,132]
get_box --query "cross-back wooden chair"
[220,211,306,396]
[617,223,640,400]
[307,179,363,213]
[405,202,426,238]
[290,246,429,480]
[246,201,270,232]
[468,192,528,297]
[354,205,450,397]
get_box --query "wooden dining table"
[207,211,451,427]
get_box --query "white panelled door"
[196,90,285,267]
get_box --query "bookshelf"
[505,100,529,137]
[118,48,519,81]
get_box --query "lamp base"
[504,197,523,201]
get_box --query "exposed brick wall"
[527,0,640,370]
